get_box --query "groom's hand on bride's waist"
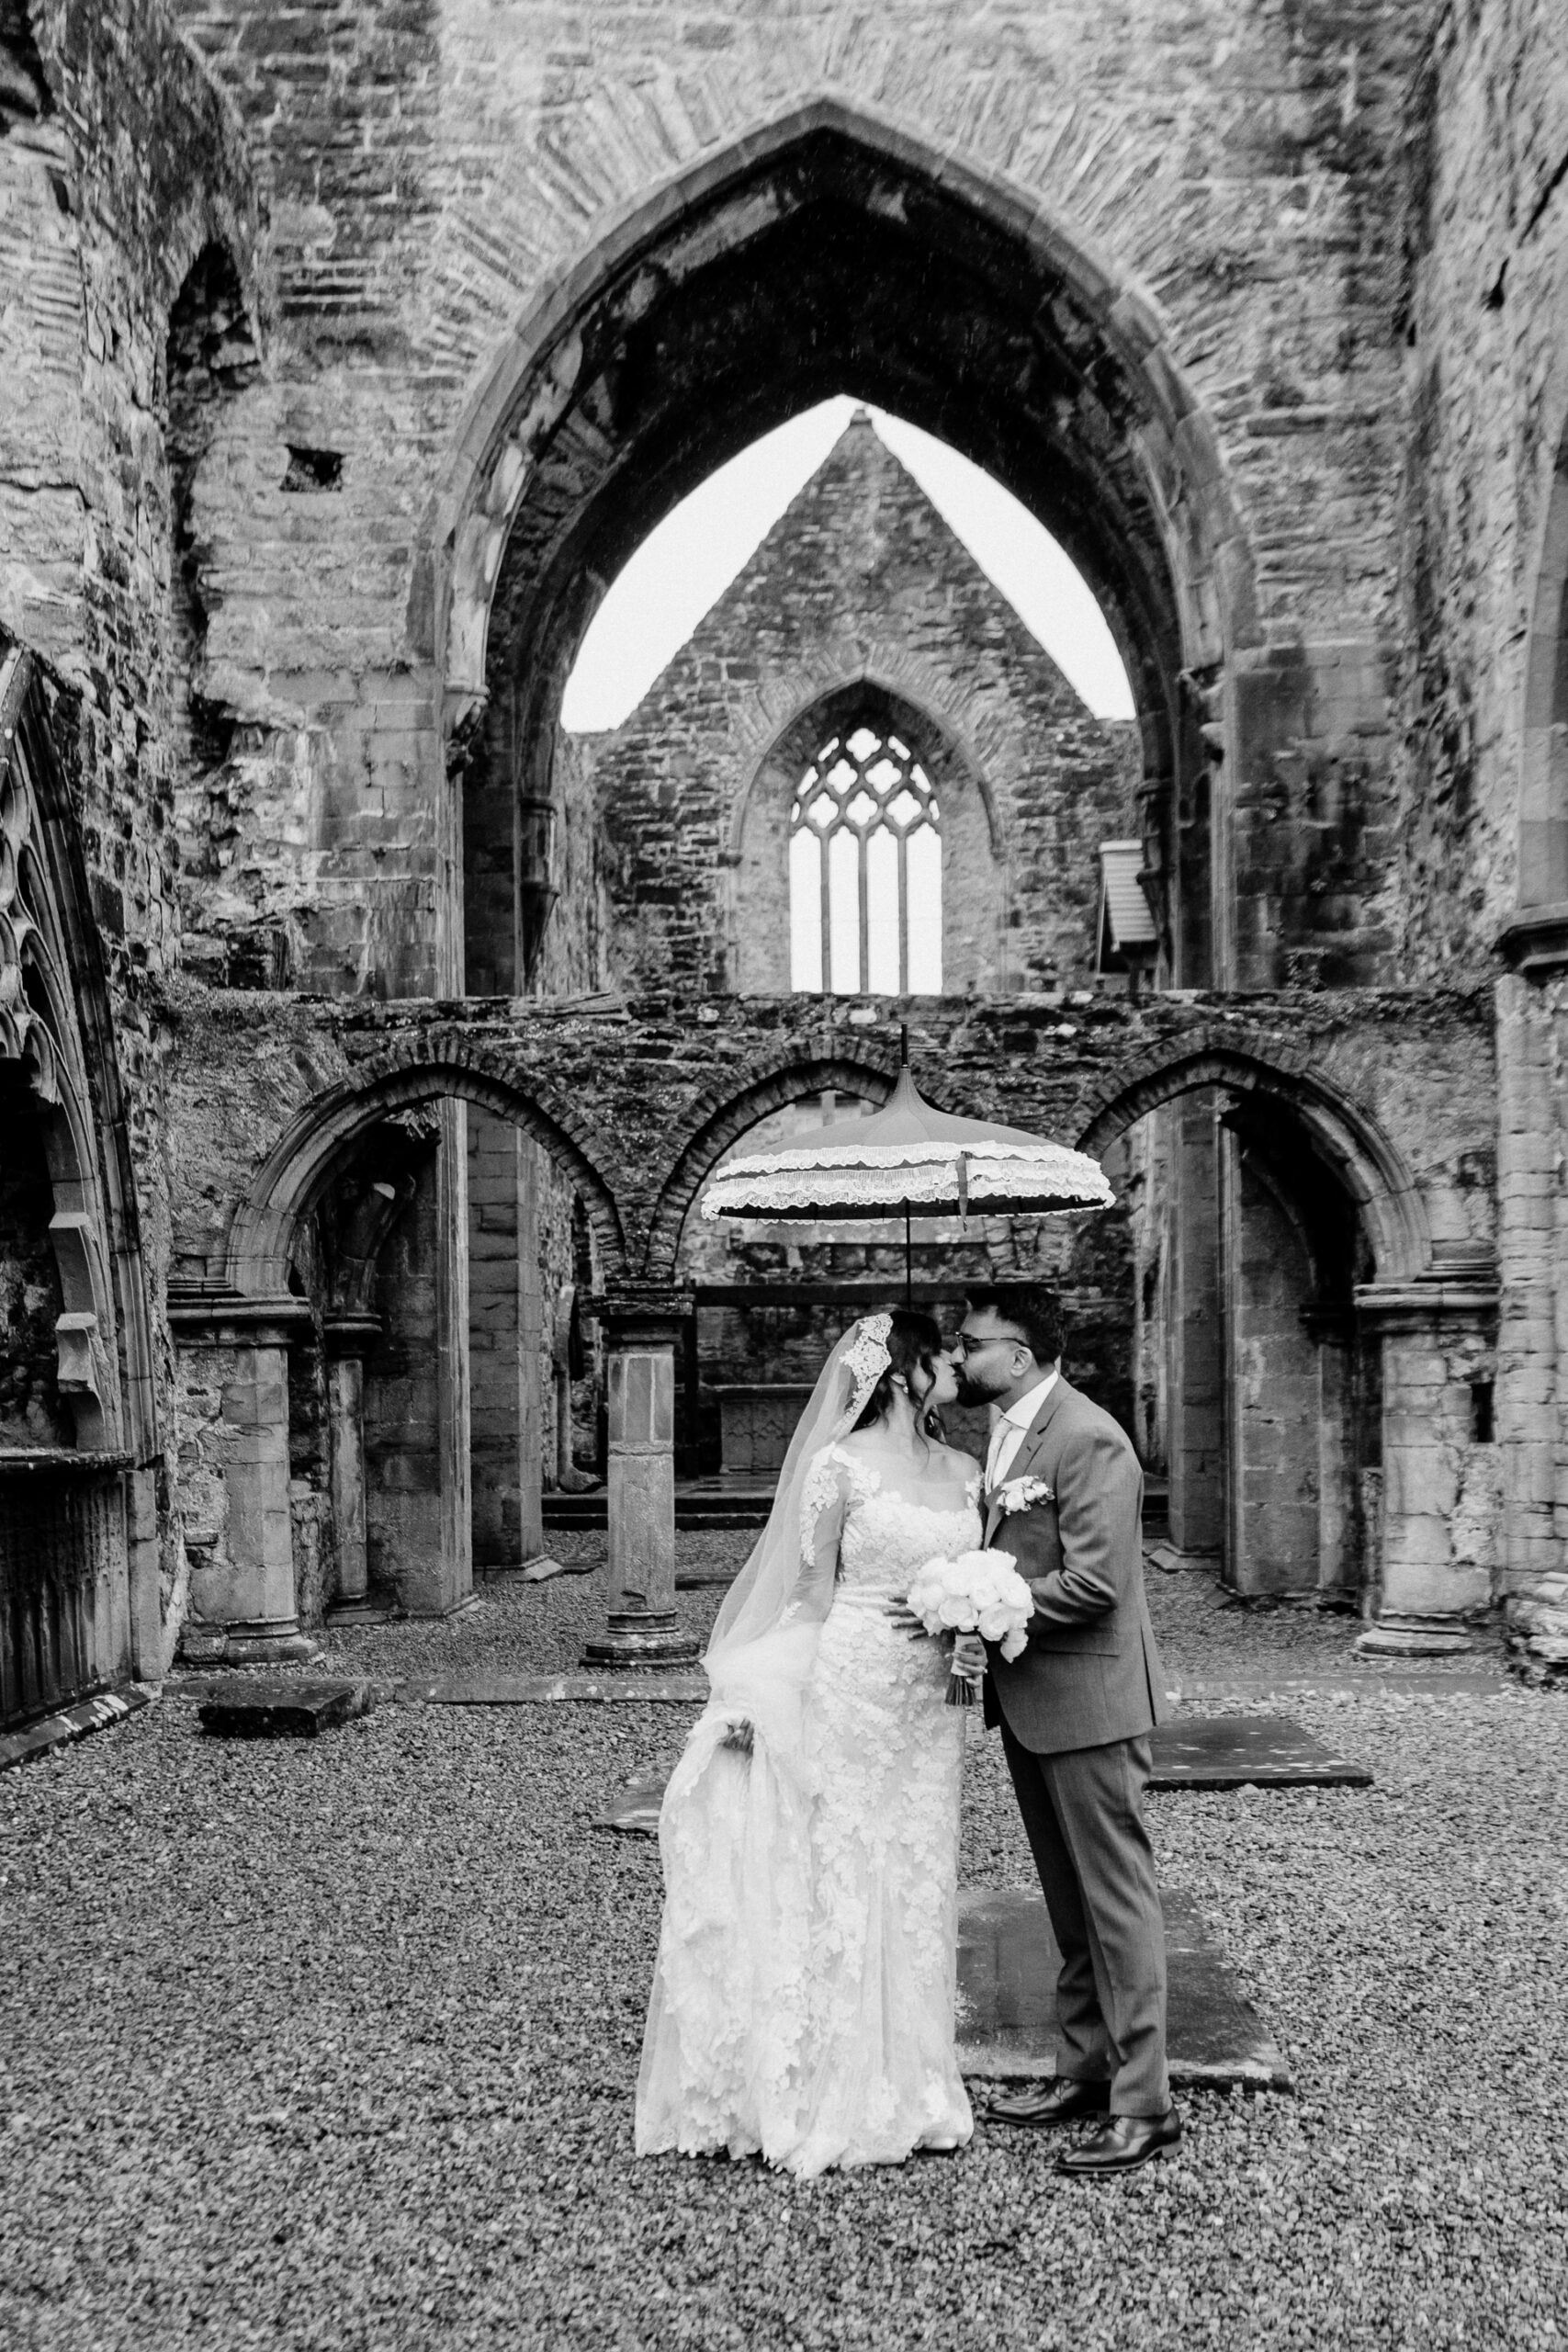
[884,1601,928,1637]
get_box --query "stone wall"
[0,0,263,1645]
[159,0,1434,1008]
[1398,0,1568,969]
[580,414,1135,1001]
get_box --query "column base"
[324,1600,398,1626]
[179,1618,326,1668]
[405,1592,484,1623]
[1354,1613,1473,1658]
[581,1610,702,1668]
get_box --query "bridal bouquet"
[903,1549,1033,1708]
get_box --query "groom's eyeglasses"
[950,1330,1024,1360]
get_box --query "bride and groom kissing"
[636,1284,1179,2180]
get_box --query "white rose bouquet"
[903,1548,1034,1708]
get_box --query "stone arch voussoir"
[1072,1031,1429,1283]
[226,1034,629,1295]
[428,91,1256,712]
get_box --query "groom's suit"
[980,1375,1172,2118]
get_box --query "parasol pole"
[899,1025,912,1306]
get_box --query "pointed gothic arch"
[1,647,160,1720]
[424,94,1256,998]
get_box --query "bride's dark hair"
[852,1308,945,1438]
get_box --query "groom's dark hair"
[964,1284,1066,1366]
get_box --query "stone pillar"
[170,1295,320,1666]
[1166,1092,1224,1564]
[324,1314,379,1622]
[1494,974,1560,1596]
[1354,1282,1499,1655]
[468,1105,529,1569]
[581,1292,700,1668]
[1303,1308,1356,1595]
[429,1095,472,1616]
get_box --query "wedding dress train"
[636,1441,982,2177]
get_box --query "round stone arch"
[225,1039,630,1298]
[727,677,1006,997]
[423,93,1258,998]
[1073,1034,1430,1285]
[643,1046,902,1281]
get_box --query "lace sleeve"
[780,1447,850,1626]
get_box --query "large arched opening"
[183,1051,626,1652]
[1075,1044,1444,1608]
[434,99,1253,1003]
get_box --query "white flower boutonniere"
[996,1476,1055,1516]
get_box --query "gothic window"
[788,722,942,994]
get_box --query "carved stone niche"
[0,658,120,1455]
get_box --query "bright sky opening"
[560,399,1135,733]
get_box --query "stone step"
[197,1679,373,1738]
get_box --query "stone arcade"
[3,0,1568,1728]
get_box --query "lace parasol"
[701,1047,1113,1227]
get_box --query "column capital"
[1496,904,1568,979]
[167,1287,312,1350]
[1354,1280,1499,1332]
[322,1313,383,1359]
[592,1285,694,1344]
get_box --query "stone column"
[1354,1281,1499,1655]
[170,1294,320,1666]
[1303,1307,1356,1595]
[581,1291,700,1668]
[428,1095,472,1616]
[1166,1092,1224,1564]
[324,1314,379,1622]
[1494,973,1559,1596]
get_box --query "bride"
[636,1309,984,2176]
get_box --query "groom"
[952,1284,1179,2176]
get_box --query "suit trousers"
[998,1718,1170,2118]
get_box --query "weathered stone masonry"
[6,0,1568,1710]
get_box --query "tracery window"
[788,722,942,994]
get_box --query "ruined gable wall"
[1397,0,1568,971]
[584,420,1136,1001]
[167,0,1433,1003]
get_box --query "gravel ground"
[4,1547,1562,2350]
[302,1533,1508,1689]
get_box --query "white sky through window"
[560,399,1134,732]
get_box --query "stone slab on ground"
[0,1683,152,1772]
[594,1716,1370,1825]
[1166,1671,1506,1701]
[405,1672,710,1704]
[957,1886,1291,2090]
[597,1773,670,1832]
[197,1680,373,1738]
[1147,1714,1371,1789]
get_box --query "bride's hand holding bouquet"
[899,1549,1034,1707]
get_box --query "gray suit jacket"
[980,1376,1168,1757]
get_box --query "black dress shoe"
[1055,2109,1181,2176]
[980,2077,1111,2129]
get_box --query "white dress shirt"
[985,1370,1059,1492]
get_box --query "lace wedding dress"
[636,1432,982,2177]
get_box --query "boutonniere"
[996,1476,1054,1515]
